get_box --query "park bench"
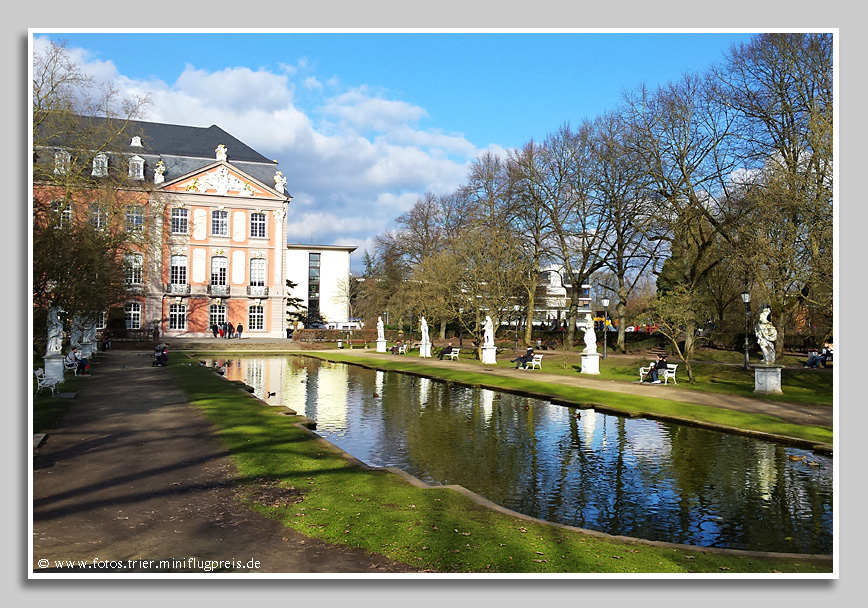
[639,363,678,384]
[397,344,408,354]
[34,368,62,397]
[445,348,460,361]
[64,357,80,375]
[526,354,543,370]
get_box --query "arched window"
[92,153,108,177]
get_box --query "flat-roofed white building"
[285,244,358,329]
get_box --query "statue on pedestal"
[483,315,494,347]
[755,305,778,364]
[580,313,597,354]
[377,316,385,340]
[420,316,429,343]
[46,306,63,354]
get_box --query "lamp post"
[601,297,610,359]
[741,291,751,370]
[513,305,520,354]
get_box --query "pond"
[214,354,833,555]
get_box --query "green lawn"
[166,360,833,574]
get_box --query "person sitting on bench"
[511,347,535,369]
[438,343,455,360]
[65,347,89,376]
[649,354,667,383]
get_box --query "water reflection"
[214,355,833,554]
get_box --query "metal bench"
[526,354,543,370]
[446,348,460,361]
[64,358,80,375]
[397,344,407,355]
[640,363,678,384]
[34,368,62,396]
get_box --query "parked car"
[625,326,636,332]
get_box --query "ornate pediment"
[160,163,278,199]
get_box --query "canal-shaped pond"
[214,355,832,555]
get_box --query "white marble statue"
[46,306,63,354]
[70,315,84,348]
[755,305,778,364]
[580,313,597,353]
[154,160,166,185]
[216,144,228,161]
[377,316,385,340]
[483,315,494,347]
[274,171,287,194]
[83,319,98,344]
[420,316,429,343]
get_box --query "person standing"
[210,323,218,338]
[236,322,243,339]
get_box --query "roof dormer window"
[54,150,70,175]
[92,153,108,177]
[129,155,144,180]
[130,136,142,147]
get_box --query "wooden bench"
[639,363,678,384]
[526,354,543,370]
[445,348,460,361]
[34,368,62,396]
[396,344,407,354]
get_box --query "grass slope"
[168,360,833,575]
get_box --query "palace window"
[170,255,188,286]
[54,150,70,175]
[92,153,108,177]
[169,304,187,330]
[209,304,226,328]
[248,305,264,330]
[124,253,144,286]
[170,207,188,234]
[124,302,142,329]
[308,252,320,318]
[125,206,144,232]
[250,212,266,238]
[128,155,144,180]
[249,258,266,287]
[89,203,109,230]
[211,209,228,236]
[50,199,72,229]
[210,256,227,286]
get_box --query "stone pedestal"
[481,345,497,364]
[581,352,601,375]
[43,353,65,382]
[754,364,783,394]
[419,341,432,358]
[81,340,94,359]
[376,339,387,353]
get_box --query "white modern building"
[285,244,359,329]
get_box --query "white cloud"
[46,39,487,271]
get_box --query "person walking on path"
[236,323,243,339]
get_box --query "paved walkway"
[32,350,421,574]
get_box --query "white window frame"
[170,207,189,234]
[169,303,187,330]
[89,203,109,230]
[124,253,144,286]
[249,258,266,287]
[129,155,145,180]
[126,206,144,232]
[211,209,228,236]
[51,199,72,229]
[124,302,142,329]
[210,256,228,286]
[170,255,188,286]
[250,212,266,238]
[92,153,109,177]
[209,304,226,328]
[248,305,264,330]
[54,150,70,175]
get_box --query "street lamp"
[741,291,751,370]
[601,297,610,359]
[513,305,520,354]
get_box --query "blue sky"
[33,30,757,272]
